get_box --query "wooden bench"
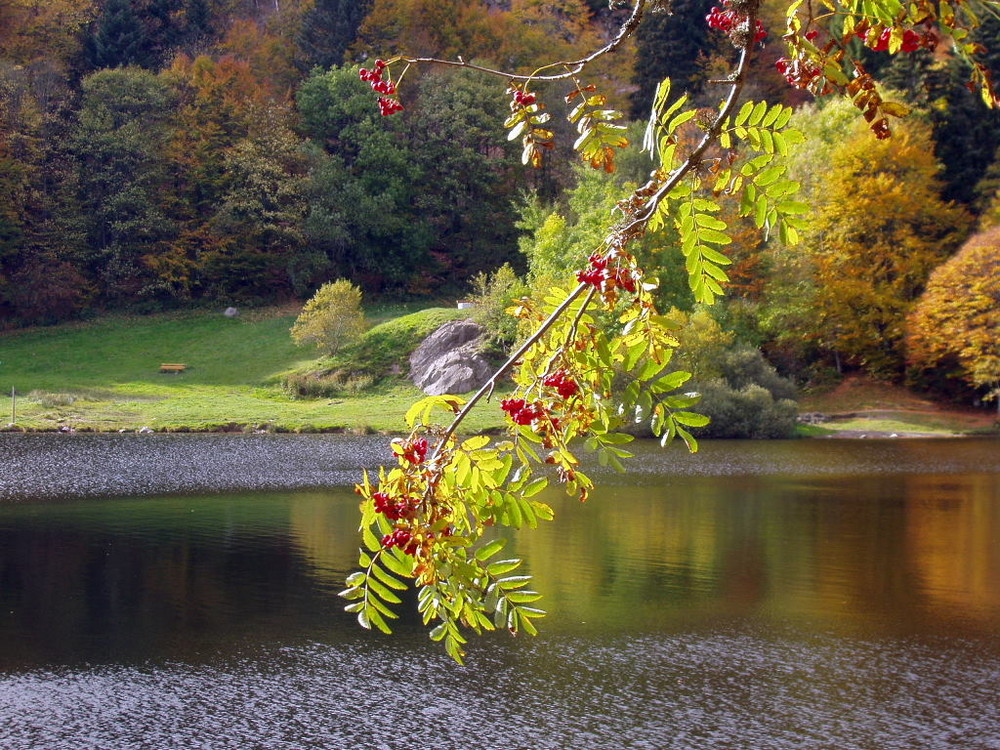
[159,363,188,374]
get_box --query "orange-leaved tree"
[341,0,1000,663]
[907,226,1000,406]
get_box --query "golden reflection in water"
[510,472,1000,637]
[904,474,1000,622]
[286,490,361,588]
[278,458,1000,639]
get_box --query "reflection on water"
[0,436,998,748]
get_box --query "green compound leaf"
[475,538,507,562]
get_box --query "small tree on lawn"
[291,279,366,355]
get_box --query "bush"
[660,307,799,438]
[717,347,798,402]
[694,382,798,439]
[290,279,366,354]
[283,370,375,399]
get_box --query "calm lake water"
[0,434,998,749]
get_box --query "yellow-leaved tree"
[291,279,367,355]
[795,118,972,377]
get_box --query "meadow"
[0,306,504,434]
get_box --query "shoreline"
[1,421,993,439]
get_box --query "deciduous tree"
[803,118,972,377]
[290,278,367,354]
[907,227,1000,404]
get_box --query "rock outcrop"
[409,319,492,395]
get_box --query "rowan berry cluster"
[706,1,767,44]
[542,370,579,399]
[381,528,418,555]
[501,398,548,426]
[511,88,537,107]
[774,56,826,92]
[576,252,638,295]
[859,27,924,53]
[359,59,404,116]
[373,491,417,521]
[401,437,429,464]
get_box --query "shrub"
[718,347,798,402]
[290,279,366,354]
[694,382,798,439]
[660,307,799,438]
[283,370,374,398]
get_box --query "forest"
[1,0,999,407]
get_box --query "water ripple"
[0,433,389,501]
[1,629,997,750]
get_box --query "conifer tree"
[86,0,155,70]
[296,0,373,71]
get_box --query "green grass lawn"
[0,308,505,434]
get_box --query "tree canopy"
[907,226,1000,402]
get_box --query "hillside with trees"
[2,0,1000,410]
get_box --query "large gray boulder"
[410,319,493,395]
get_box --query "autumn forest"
[1,0,999,404]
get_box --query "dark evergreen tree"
[878,49,1000,206]
[298,65,431,291]
[186,0,214,39]
[409,70,521,284]
[85,0,155,70]
[296,0,373,72]
[630,0,713,119]
[72,68,176,303]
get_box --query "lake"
[1,434,998,749]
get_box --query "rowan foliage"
[339,0,1000,663]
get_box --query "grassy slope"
[3,312,993,437]
[0,308,504,434]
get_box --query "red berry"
[872,28,891,52]
[901,29,922,52]
[576,268,605,287]
[513,90,537,107]
[382,528,414,551]
[805,29,819,41]
[543,370,579,399]
[501,398,545,426]
[588,252,608,270]
[401,437,428,464]
[377,96,404,116]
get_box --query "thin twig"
[399,0,649,83]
